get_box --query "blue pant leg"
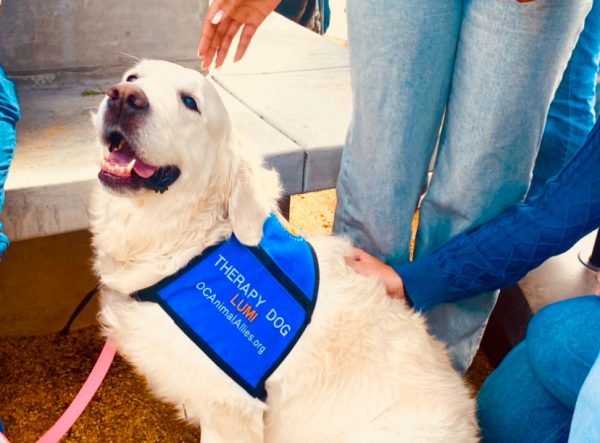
[0,66,20,255]
[596,82,600,116]
[526,296,600,411]
[478,296,600,443]
[333,0,462,262]
[569,353,600,442]
[528,1,600,199]
[415,0,592,371]
[478,342,572,443]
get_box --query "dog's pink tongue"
[107,145,157,178]
[108,145,135,165]
[133,161,157,178]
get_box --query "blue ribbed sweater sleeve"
[0,66,20,255]
[395,118,600,312]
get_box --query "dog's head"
[96,59,229,195]
[94,60,280,245]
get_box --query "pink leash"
[1,339,117,443]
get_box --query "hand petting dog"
[199,0,281,69]
[345,248,406,300]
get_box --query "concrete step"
[211,13,351,192]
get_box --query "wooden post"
[278,196,291,220]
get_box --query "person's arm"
[393,118,600,311]
[0,65,21,255]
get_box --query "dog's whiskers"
[117,51,141,62]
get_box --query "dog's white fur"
[92,60,478,443]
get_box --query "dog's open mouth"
[99,131,180,193]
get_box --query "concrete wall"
[0,0,207,75]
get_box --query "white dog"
[91,60,478,443]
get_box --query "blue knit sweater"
[395,117,600,312]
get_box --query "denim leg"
[596,82,600,116]
[526,296,600,411]
[478,296,600,443]
[333,0,462,262]
[528,1,600,199]
[415,0,592,371]
[478,342,572,443]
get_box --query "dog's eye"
[182,95,200,113]
[126,74,138,82]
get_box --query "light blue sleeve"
[0,65,20,255]
[569,352,600,443]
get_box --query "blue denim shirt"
[0,66,20,255]
[569,352,600,442]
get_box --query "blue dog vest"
[135,213,319,399]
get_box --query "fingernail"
[211,10,224,25]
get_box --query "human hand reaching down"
[345,248,405,300]
[199,0,282,69]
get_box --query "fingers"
[344,248,371,273]
[202,13,248,69]
[344,254,404,299]
[234,23,258,62]
[199,0,225,55]
[202,15,233,68]
[215,20,242,67]
[200,0,239,68]
[211,9,225,25]
[344,255,366,275]
[344,256,356,268]
[353,247,374,262]
[199,0,278,68]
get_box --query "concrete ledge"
[213,81,305,197]
[211,13,351,192]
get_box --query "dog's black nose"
[106,83,149,112]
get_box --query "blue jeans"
[334,0,592,371]
[528,0,600,200]
[477,296,600,443]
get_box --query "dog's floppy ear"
[229,154,282,246]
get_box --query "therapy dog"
[91,60,478,442]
